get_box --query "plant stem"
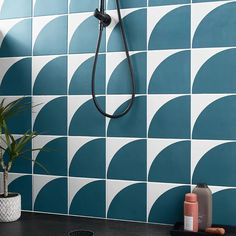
[3,169,8,197]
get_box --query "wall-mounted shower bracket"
[94,9,111,27]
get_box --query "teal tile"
[33,97,67,136]
[70,0,99,13]
[149,141,190,184]
[0,0,32,19]
[34,178,68,214]
[107,0,147,9]
[69,16,105,54]
[33,16,68,56]
[148,95,191,139]
[193,2,236,48]
[69,180,105,218]
[3,140,32,174]
[149,0,190,6]
[69,96,105,137]
[149,50,190,94]
[213,189,236,226]
[107,140,147,181]
[0,58,31,95]
[193,142,236,187]
[148,5,190,50]
[108,183,147,222]
[6,97,32,134]
[34,0,68,16]
[107,52,146,94]
[107,96,147,138]
[149,185,190,224]
[9,175,32,211]
[69,54,105,95]
[192,95,236,140]
[107,9,147,52]
[193,48,236,94]
[34,137,67,176]
[33,56,67,95]
[69,139,106,178]
[0,19,32,57]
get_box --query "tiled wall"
[0,0,236,226]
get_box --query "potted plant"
[0,98,45,222]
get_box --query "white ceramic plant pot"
[0,193,21,222]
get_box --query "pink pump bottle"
[184,193,199,232]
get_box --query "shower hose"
[92,0,135,118]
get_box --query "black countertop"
[0,212,172,236]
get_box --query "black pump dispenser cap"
[196,183,208,188]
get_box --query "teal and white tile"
[107,0,147,10]
[106,138,147,181]
[33,175,68,214]
[8,173,32,211]
[192,47,236,93]
[68,95,105,137]
[107,180,147,222]
[107,8,147,52]
[148,49,190,94]
[68,136,105,178]
[0,57,31,95]
[148,5,190,50]
[69,177,106,217]
[0,18,32,57]
[0,96,32,134]
[191,94,236,140]
[0,0,32,20]
[191,140,236,186]
[68,12,105,54]
[32,55,67,95]
[33,135,68,176]
[32,96,67,136]
[148,139,190,184]
[106,51,146,94]
[148,95,191,139]
[2,134,32,174]
[70,0,99,13]
[68,53,105,95]
[107,95,147,138]
[148,182,190,224]
[149,0,190,6]
[33,0,68,17]
[192,1,236,48]
[33,15,68,55]
[210,186,236,226]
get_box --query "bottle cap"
[185,193,197,202]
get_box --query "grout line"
[105,0,108,220]
[31,0,34,213]
[67,0,70,216]
[146,0,148,223]
[190,0,193,189]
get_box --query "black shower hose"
[92,0,136,119]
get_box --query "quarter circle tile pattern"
[148,185,190,224]
[148,5,191,50]
[192,95,236,140]
[193,2,236,48]
[2,0,236,226]
[69,180,106,218]
[192,142,236,187]
[69,138,105,178]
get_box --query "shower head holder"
[94,8,111,27]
